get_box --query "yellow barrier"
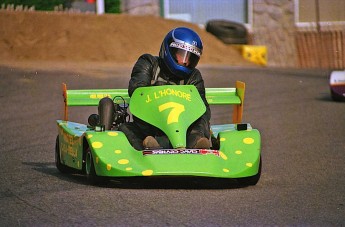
[234,45,267,66]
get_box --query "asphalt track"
[0,64,344,226]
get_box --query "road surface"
[0,64,344,226]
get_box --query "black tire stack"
[206,20,248,45]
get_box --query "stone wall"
[252,0,297,67]
[121,0,159,16]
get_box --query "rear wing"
[206,81,245,123]
[62,81,245,123]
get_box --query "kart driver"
[98,27,211,150]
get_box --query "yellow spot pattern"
[243,137,254,144]
[118,159,129,165]
[246,163,253,167]
[108,132,118,136]
[92,141,103,149]
[86,131,257,177]
[235,150,242,155]
[218,134,257,176]
[142,170,153,176]
[87,134,93,139]
[219,151,227,160]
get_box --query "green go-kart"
[56,81,261,186]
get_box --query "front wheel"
[85,147,107,185]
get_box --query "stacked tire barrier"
[206,19,267,66]
[206,20,248,45]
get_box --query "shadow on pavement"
[23,161,251,190]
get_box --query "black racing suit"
[119,54,211,150]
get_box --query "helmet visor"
[169,42,201,69]
[170,48,200,69]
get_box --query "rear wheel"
[55,135,75,174]
[237,156,262,186]
[331,89,343,102]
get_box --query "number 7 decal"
[158,102,185,124]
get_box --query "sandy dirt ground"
[0,11,255,71]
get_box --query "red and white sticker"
[143,149,219,156]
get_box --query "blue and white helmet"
[159,27,203,78]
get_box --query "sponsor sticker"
[143,149,219,156]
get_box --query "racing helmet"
[159,27,203,78]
